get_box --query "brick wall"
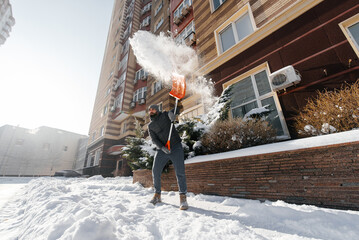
[133,141,359,210]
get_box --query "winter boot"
[179,194,188,210]
[150,193,161,205]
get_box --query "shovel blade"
[169,74,186,99]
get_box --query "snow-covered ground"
[1,176,359,240]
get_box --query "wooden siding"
[194,0,302,66]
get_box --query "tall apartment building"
[0,0,15,45]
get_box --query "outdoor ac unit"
[173,16,181,25]
[181,5,190,16]
[139,98,146,105]
[269,65,301,91]
[110,106,116,112]
[130,101,136,108]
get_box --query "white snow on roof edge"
[185,129,359,165]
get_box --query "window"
[141,16,151,28]
[94,149,101,165]
[92,132,96,141]
[106,87,111,96]
[175,21,195,45]
[108,70,113,80]
[119,53,128,72]
[155,1,163,16]
[100,126,105,136]
[141,2,152,14]
[219,12,254,52]
[174,0,192,19]
[102,104,108,117]
[135,68,148,82]
[122,39,129,54]
[215,4,255,53]
[15,139,24,145]
[43,143,50,151]
[212,0,226,11]
[224,63,289,137]
[152,81,162,95]
[340,14,359,57]
[122,122,127,134]
[114,92,123,111]
[133,87,147,102]
[155,17,164,32]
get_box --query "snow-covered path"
[0,176,359,240]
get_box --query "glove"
[161,146,171,154]
[168,111,176,122]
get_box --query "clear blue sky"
[0,0,114,135]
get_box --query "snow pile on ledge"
[185,129,359,164]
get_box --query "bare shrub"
[201,118,276,154]
[295,80,359,136]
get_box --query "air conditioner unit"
[110,106,116,112]
[139,98,146,105]
[130,101,136,109]
[269,65,301,91]
[181,6,189,16]
[173,16,181,25]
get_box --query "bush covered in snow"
[201,118,276,154]
[295,80,359,137]
[176,118,207,158]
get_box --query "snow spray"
[130,31,217,107]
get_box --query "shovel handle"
[165,98,179,150]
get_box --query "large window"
[174,0,192,19]
[135,68,148,82]
[175,21,195,45]
[133,87,147,102]
[155,17,164,32]
[340,14,359,57]
[154,1,163,16]
[152,81,162,95]
[224,64,289,137]
[219,12,254,52]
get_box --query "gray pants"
[152,142,187,195]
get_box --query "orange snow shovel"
[165,74,186,150]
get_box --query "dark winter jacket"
[148,110,181,150]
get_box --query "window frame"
[175,21,195,44]
[210,0,226,13]
[174,0,192,19]
[214,3,256,54]
[152,81,162,95]
[339,13,359,58]
[223,62,290,139]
